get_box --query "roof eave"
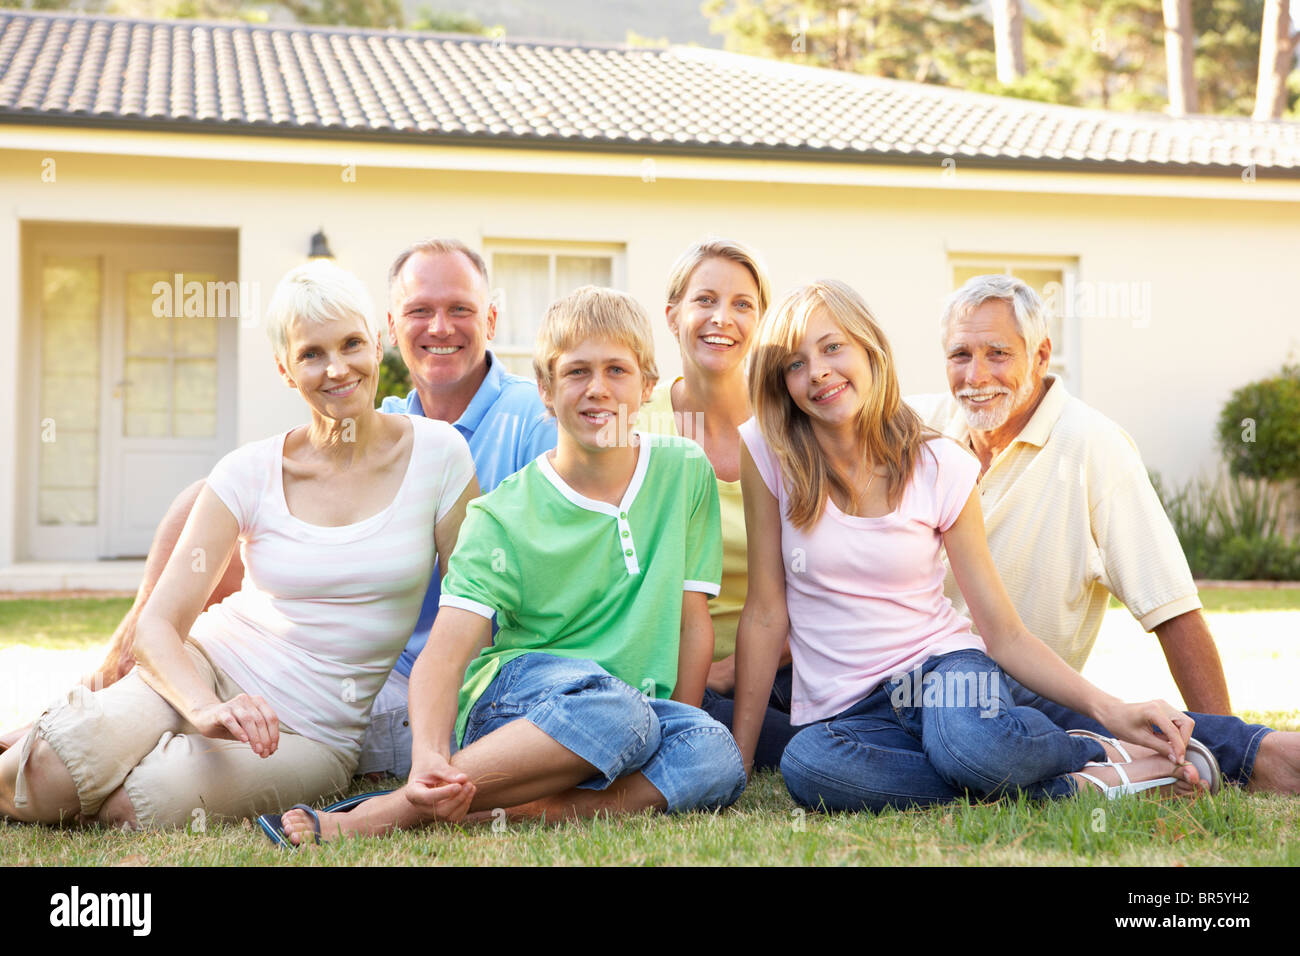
[6,111,1297,180]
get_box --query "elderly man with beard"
[907,274,1300,794]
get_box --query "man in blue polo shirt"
[0,240,555,776]
[358,239,555,776]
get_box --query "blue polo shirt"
[380,351,556,675]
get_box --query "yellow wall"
[2,138,1298,560]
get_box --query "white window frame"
[484,239,627,378]
[948,253,1081,395]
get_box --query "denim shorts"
[463,653,746,813]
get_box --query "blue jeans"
[702,664,799,772]
[780,650,1106,813]
[1001,674,1272,787]
[463,653,747,813]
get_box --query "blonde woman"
[0,261,477,829]
[732,279,1217,811]
[639,238,795,770]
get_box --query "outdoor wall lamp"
[308,229,334,260]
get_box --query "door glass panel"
[126,271,172,354]
[173,358,217,437]
[122,271,221,438]
[124,357,170,437]
[39,256,100,525]
[39,489,97,526]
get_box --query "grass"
[3,594,1298,865]
[0,597,132,650]
[4,771,1298,867]
[1,589,1296,653]
[1109,587,1300,614]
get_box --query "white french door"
[26,228,237,560]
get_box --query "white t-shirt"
[739,420,985,725]
[189,416,475,758]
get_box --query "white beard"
[957,374,1036,433]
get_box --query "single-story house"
[1,9,1298,574]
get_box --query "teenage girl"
[731,280,1213,811]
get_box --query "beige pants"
[14,641,352,828]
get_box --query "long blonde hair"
[749,280,934,530]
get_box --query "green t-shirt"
[440,434,722,744]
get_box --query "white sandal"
[1068,728,1220,798]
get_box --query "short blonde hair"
[665,237,772,320]
[533,286,659,394]
[265,260,378,362]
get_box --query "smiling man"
[0,240,556,780]
[906,273,1300,793]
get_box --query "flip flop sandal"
[257,803,321,849]
[323,789,394,813]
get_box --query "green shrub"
[377,348,412,403]
[1151,470,1300,581]
[1217,365,1300,482]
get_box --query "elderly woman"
[638,238,795,770]
[0,261,477,829]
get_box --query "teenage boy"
[268,285,745,843]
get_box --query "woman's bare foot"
[1072,754,1203,799]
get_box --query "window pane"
[556,255,611,294]
[492,253,550,350]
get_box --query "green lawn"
[3,594,1298,866]
[0,597,132,650]
[1110,587,1300,614]
[1,589,1297,652]
[4,770,1298,867]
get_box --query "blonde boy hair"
[533,285,659,394]
[748,279,936,531]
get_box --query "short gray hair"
[265,260,378,362]
[940,274,1049,358]
[387,239,489,298]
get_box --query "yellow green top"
[639,379,747,661]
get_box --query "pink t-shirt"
[738,420,986,725]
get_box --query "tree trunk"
[1162,0,1199,115]
[991,0,1025,84]
[1255,0,1298,120]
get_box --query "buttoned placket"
[537,439,651,577]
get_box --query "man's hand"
[404,752,475,822]
[192,694,280,758]
[706,655,736,695]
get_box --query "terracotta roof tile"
[4,10,1298,174]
